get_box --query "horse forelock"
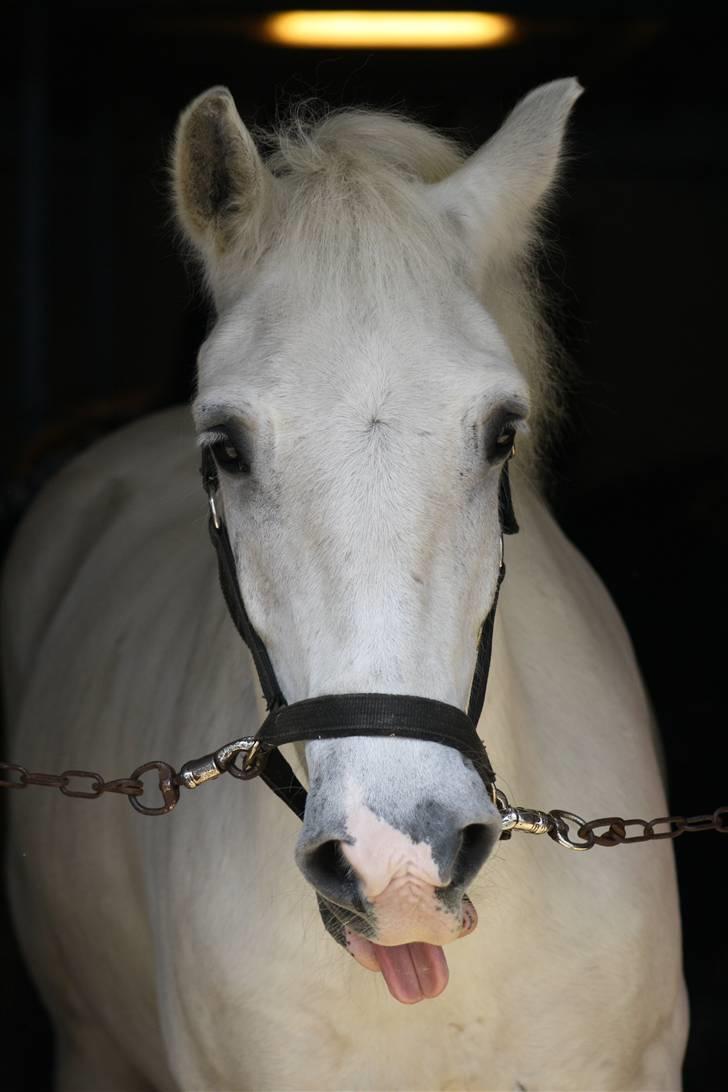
[203,107,564,469]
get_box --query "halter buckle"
[208,492,221,530]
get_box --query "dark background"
[2,2,726,1088]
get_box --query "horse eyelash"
[197,429,231,448]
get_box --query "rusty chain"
[0,737,263,817]
[2,748,727,850]
[0,760,179,815]
[496,789,728,849]
[578,809,728,846]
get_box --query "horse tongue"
[372,942,449,1004]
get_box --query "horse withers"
[3,80,687,1090]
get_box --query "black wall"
[2,3,726,1087]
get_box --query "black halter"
[200,446,518,821]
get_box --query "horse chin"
[318,893,478,1005]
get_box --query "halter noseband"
[200,445,518,821]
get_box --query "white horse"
[3,79,688,1091]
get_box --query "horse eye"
[490,426,517,461]
[210,436,250,475]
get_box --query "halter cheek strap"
[200,445,518,820]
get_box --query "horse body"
[3,80,687,1089]
[4,410,686,1090]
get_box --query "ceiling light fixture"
[259,10,517,49]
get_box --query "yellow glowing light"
[260,10,517,49]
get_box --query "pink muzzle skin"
[344,893,478,1004]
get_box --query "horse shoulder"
[2,408,193,717]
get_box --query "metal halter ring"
[549,808,595,851]
[129,761,180,816]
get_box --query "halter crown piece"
[200,445,518,823]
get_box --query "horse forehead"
[266,332,516,435]
[276,366,462,427]
[202,279,515,400]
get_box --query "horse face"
[176,79,581,1000]
[194,295,519,999]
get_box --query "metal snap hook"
[215,738,268,781]
[495,788,554,837]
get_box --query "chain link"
[2,757,727,847]
[577,806,728,847]
[492,788,728,850]
[1,761,150,807]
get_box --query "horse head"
[172,79,581,1002]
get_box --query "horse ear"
[172,86,274,267]
[431,78,583,267]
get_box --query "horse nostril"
[298,840,362,909]
[304,840,349,888]
[450,823,497,888]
